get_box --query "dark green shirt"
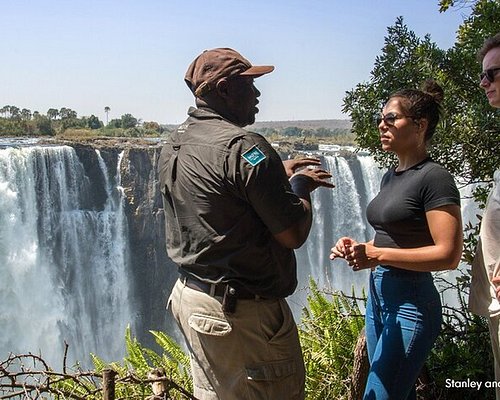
[158,107,306,298]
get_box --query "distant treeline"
[254,125,351,137]
[0,104,354,144]
[0,105,171,137]
[252,125,355,145]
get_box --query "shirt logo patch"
[242,145,266,166]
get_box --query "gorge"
[0,138,476,368]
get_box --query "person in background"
[158,47,334,400]
[468,32,500,399]
[330,80,463,400]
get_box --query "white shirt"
[469,169,500,317]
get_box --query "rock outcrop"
[69,138,180,350]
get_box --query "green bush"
[52,326,192,399]
[8,275,490,399]
[299,279,366,399]
[427,273,495,400]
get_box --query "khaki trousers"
[168,278,305,400]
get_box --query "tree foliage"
[342,1,499,397]
[428,272,494,399]
[343,0,500,185]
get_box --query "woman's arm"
[348,204,463,272]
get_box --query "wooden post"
[350,328,369,400]
[349,328,436,399]
[103,369,117,400]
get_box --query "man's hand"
[282,157,321,178]
[292,168,335,191]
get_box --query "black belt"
[181,275,261,300]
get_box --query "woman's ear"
[417,118,430,146]
[417,118,428,135]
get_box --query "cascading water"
[0,141,480,368]
[292,153,385,313]
[292,152,479,315]
[0,146,66,365]
[0,144,132,367]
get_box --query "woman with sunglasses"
[330,80,463,400]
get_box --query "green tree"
[60,116,85,130]
[8,106,20,119]
[143,121,161,131]
[1,105,10,118]
[442,0,500,183]
[20,108,32,120]
[33,114,55,136]
[121,113,138,129]
[87,114,103,129]
[59,107,77,119]
[342,2,500,185]
[47,108,59,120]
[107,118,122,128]
[283,126,302,137]
[438,0,476,12]
[342,17,447,169]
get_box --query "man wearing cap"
[158,47,334,399]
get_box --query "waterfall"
[0,146,66,365]
[292,153,385,313]
[0,144,132,367]
[292,152,479,315]
[0,141,481,368]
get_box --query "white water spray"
[0,145,132,367]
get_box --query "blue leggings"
[363,266,442,400]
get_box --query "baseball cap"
[184,48,274,97]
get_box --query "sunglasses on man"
[480,67,500,83]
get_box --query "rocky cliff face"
[120,146,179,344]
[69,139,180,349]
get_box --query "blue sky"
[0,0,471,124]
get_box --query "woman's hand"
[331,238,379,271]
[330,237,357,260]
[348,242,380,271]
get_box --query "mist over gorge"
[0,138,474,367]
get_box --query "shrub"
[299,279,365,399]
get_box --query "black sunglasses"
[480,67,500,83]
[376,112,415,126]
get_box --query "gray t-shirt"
[158,107,306,298]
[366,157,460,249]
